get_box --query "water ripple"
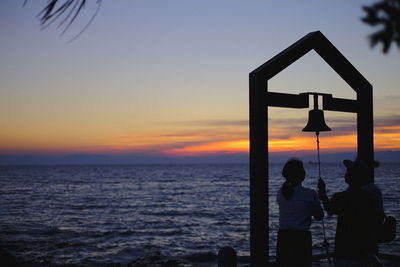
[0,163,399,266]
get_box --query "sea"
[0,163,399,266]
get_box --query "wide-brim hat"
[343,158,380,170]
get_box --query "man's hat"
[343,158,380,170]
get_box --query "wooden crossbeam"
[266,92,309,108]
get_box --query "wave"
[128,250,218,266]
[140,210,219,218]
[183,251,216,262]
[139,210,192,216]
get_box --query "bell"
[302,109,331,133]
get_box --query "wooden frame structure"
[249,31,373,266]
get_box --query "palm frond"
[361,0,400,53]
[26,0,102,39]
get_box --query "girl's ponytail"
[281,158,305,200]
[282,180,293,200]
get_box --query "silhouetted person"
[218,247,237,267]
[318,159,382,266]
[276,158,324,267]
[353,159,384,217]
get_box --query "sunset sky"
[1,1,399,164]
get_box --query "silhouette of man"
[318,159,382,266]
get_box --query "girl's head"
[282,158,305,185]
[281,158,305,200]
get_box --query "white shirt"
[277,185,322,230]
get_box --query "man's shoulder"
[332,190,346,197]
[333,188,375,202]
[362,183,383,195]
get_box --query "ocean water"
[0,163,399,266]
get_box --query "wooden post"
[357,87,374,182]
[249,73,268,266]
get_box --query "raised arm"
[317,178,335,215]
[312,205,324,221]
[311,188,324,221]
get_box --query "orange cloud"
[375,125,400,150]
[162,125,400,156]
[163,135,355,156]
[0,120,399,156]
[164,139,248,156]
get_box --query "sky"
[0,0,399,164]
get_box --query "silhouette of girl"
[276,158,324,267]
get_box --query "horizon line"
[0,150,399,165]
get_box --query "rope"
[316,132,332,266]
[317,133,321,179]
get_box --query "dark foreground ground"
[2,247,400,266]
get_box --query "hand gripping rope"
[316,132,332,266]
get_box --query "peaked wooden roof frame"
[249,31,373,266]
